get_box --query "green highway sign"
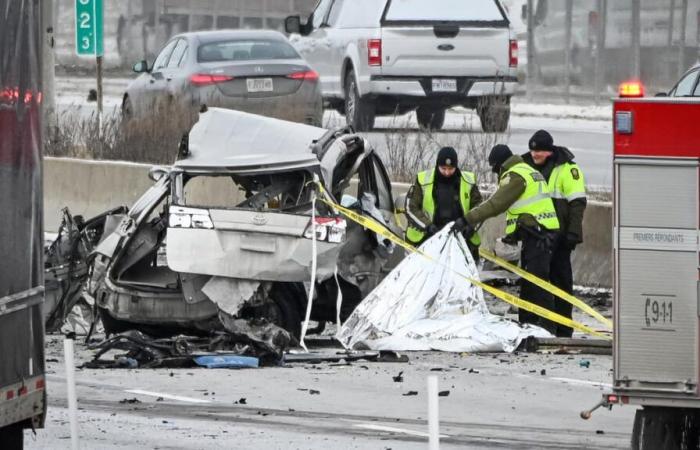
[75,0,104,56]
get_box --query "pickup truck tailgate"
[380,26,510,77]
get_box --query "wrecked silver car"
[50,109,403,350]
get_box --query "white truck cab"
[286,0,518,131]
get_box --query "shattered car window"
[197,39,301,63]
[180,170,316,212]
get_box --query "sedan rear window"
[197,39,300,62]
[383,0,506,23]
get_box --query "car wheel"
[344,69,375,131]
[416,106,446,131]
[478,96,510,133]
[241,283,304,340]
[121,96,134,121]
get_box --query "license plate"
[432,78,457,92]
[246,78,273,92]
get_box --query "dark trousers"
[550,235,574,337]
[518,231,557,334]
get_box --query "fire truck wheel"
[631,407,700,450]
[0,423,24,450]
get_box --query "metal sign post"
[74,0,104,126]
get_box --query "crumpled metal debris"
[337,226,550,352]
[84,330,276,369]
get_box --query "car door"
[88,176,171,294]
[294,0,335,93]
[323,0,345,95]
[142,39,178,112]
[151,38,189,111]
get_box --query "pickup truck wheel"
[416,107,445,131]
[0,423,24,450]
[344,70,375,131]
[478,97,510,133]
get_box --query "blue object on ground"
[194,355,259,369]
[579,359,591,368]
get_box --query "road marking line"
[550,377,612,389]
[353,423,449,438]
[125,389,212,404]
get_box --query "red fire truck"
[583,81,700,448]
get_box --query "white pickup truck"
[285,0,518,131]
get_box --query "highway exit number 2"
[75,0,104,56]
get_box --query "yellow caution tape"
[479,249,613,329]
[315,184,611,340]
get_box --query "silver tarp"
[337,226,550,352]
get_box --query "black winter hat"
[528,129,554,152]
[488,144,512,172]
[436,146,458,167]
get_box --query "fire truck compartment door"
[616,161,699,394]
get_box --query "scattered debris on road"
[518,337,612,355]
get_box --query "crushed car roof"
[175,108,326,172]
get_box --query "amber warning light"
[618,80,645,98]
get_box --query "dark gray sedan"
[122,30,323,126]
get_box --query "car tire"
[268,283,304,340]
[416,106,446,131]
[121,96,133,121]
[0,423,24,450]
[478,96,510,133]
[344,69,375,132]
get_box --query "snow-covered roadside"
[510,101,612,121]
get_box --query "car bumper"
[368,76,517,98]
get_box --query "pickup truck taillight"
[509,40,518,68]
[368,39,382,66]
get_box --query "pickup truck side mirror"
[285,15,301,34]
[133,60,150,73]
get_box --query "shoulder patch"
[499,174,511,186]
[571,168,580,180]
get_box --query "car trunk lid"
[196,61,314,97]
[166,208,344,282]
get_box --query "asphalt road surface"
[28,334,634,449]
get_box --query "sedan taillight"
[368,39,382,66]
[287,70,319,81]
[303,217,346,243]
[190,74,234,86]
[169,206,214,229]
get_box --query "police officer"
[523,130,587,337]
[405,146,482,259]
[458,144,560,334]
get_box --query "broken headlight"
[303,217,347,243]
[169,206,214,229]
